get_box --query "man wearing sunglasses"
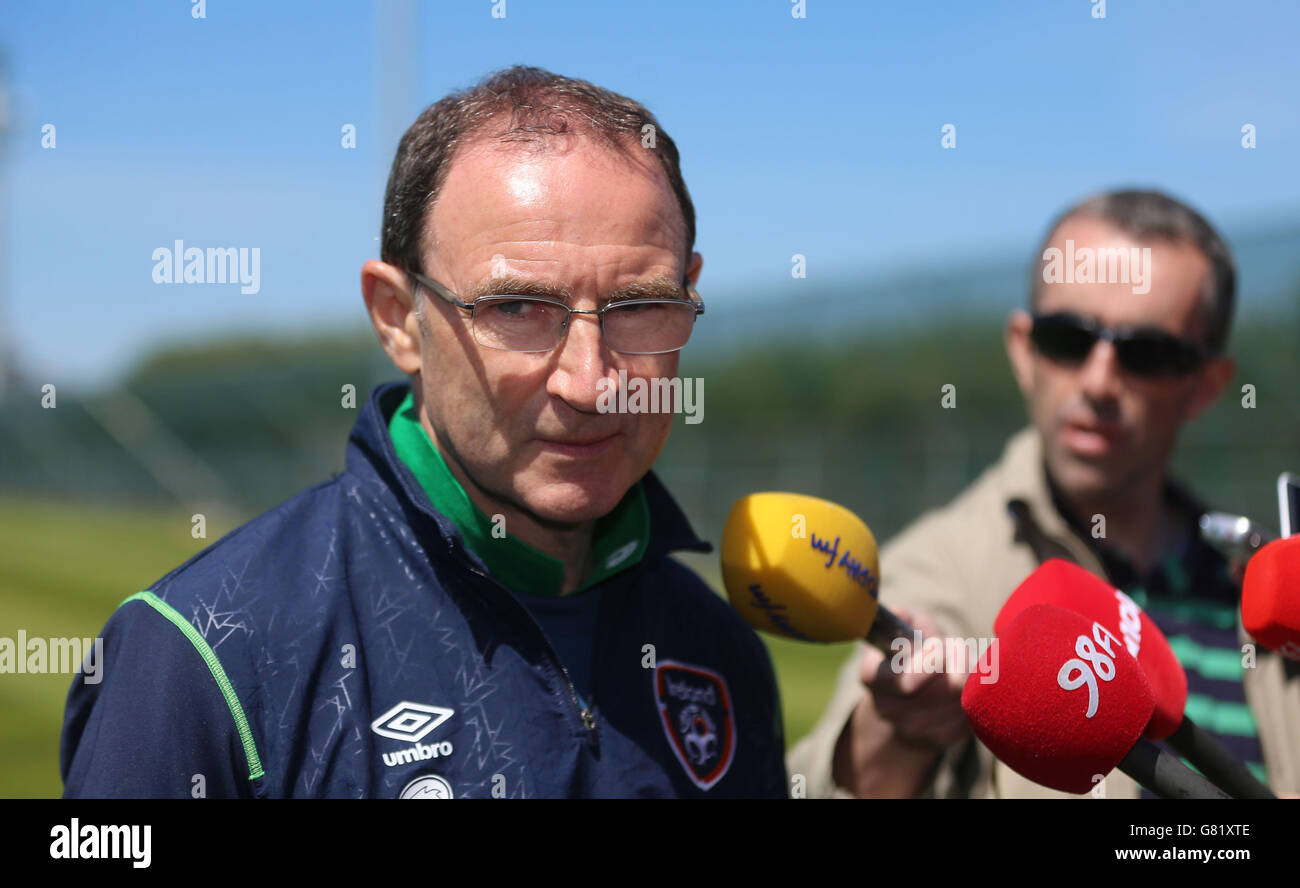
[789,189,1300,798]
[61,66,787,798]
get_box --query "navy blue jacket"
[61,382,788,798]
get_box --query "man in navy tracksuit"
[60,66,788,798]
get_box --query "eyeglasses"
[406,270,704,355]
[1029,312,1206,378]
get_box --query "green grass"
[0,499,849,797]
[763,635,856,744]
[0,497,229,798]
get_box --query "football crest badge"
[654,660,735,790]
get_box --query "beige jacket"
[787,427,1300,798]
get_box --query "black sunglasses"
[1029,312,1206,378]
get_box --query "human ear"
[361,260,422,375]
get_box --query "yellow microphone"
[720,492,913,648]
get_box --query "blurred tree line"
[3,303,1295,549]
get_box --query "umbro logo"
[371,701,454,742]
[605,540,638,569]
[400,775,453,799]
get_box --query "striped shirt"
[1047,476,1265,795]
[1094,519,1265,794]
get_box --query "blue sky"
[4,0,1299,387]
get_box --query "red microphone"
[995,560,1185,738]
[1242,535,1300,661]
[963,603,1228,798]
[995,560,1273,799]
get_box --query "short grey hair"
[381,65,697,308]
[1030,189,1236,355]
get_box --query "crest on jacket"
[654,660,735,790]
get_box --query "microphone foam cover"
[963,603,1154,794]
[720,492,880,642]
[995,559,1187,739]
[1242,536,1300,661]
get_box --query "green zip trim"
[121,590,265,781]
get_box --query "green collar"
[387,390,650,597]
